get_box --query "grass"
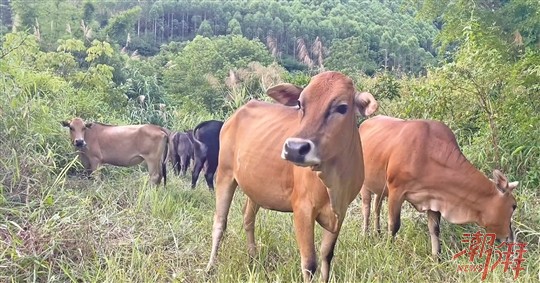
[1,161,538,282]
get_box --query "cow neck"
[80,124,102,154]
[438,160,498,226]
[317,122,363,222]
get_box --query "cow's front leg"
[319,221,343,283]
[427,210,441,260]
[293,206,317,282]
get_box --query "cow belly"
[363,172,388,196]
[406,191,442,213]
[234,169,293,212]
[103,155,144,167]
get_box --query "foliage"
[162,35,273,113]
[5,0,438,74]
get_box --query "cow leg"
[293,208,317,282]
[374,193,384,234]
[387,192,404,237]
[427,210,441,259]
[147,157,163,185]
[204,172,215,191]
[173,154,181,175]
[191,157,206,189]
[86,157,101,181]
[204,154,219,191]
[243,197,260,258]
[320,223,342,283]
[206,173,238,272]
[181,155,190,176]
[360,187,372,234]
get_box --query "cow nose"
[281,138,320,166]
[74,139,86,147]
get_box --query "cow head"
[61,118,93,149]
[483,170,519,242]
[267,71,378,169]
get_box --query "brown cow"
[359,115,518,257]
[206,71,378,282]
[62,117,169,185]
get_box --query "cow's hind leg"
[191,157,206,189]
[374,193,384,234]
[387,189,405,238]
[206,169,238,272]
[243,197,260,258]
[173,153,181,175]
[427,210,441,260]
[181,154,190,176]
[147,158,163,185]
[204,161,218,191]
[360,187,372,234]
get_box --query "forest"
[0,0,539,282]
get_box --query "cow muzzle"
[281,138,320,167]
[74,139,87,148]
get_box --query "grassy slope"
[1,165,538,282]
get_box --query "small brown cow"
[359,115,518,257]
[206,71,378,282]
[62,118,169,185]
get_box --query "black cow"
[191,120,223,190]
[169,131,194,176]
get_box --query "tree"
[227,18,242,36]
[197,20,214,37]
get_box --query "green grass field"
[1,164,538,282]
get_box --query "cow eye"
[69,127,74,131]
[297,100,301,109]
[512,204,517,211]
[336,104,348,114]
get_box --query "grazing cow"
[62,117,169,186]
[169,131,194,176]
[359,115,518,257]
[206,71,378,282]
[191,120,223,190]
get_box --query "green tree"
[226,18,242,36]
[198,20,214,37]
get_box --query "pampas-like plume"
[297,38,313,68]
[225,69,239,89]
[33,19,41,42]
[513,30,523,46]
[266,35,279,58]
[80,20,93,41]
[311,36,324,70]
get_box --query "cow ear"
[267,83,303,106]
[493,170,518,194]
[354,92,378,117]
[61,120,70,127]
[85,122,93,128]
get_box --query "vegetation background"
[0,0,538,282]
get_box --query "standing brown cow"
[359,115,518,257]
[206,71,378,282]
[62,118,169,185]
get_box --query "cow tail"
[161,129,169,187]
[192,123,208,155]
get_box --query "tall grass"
[1,162,538,282]
[1,67,538,282]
